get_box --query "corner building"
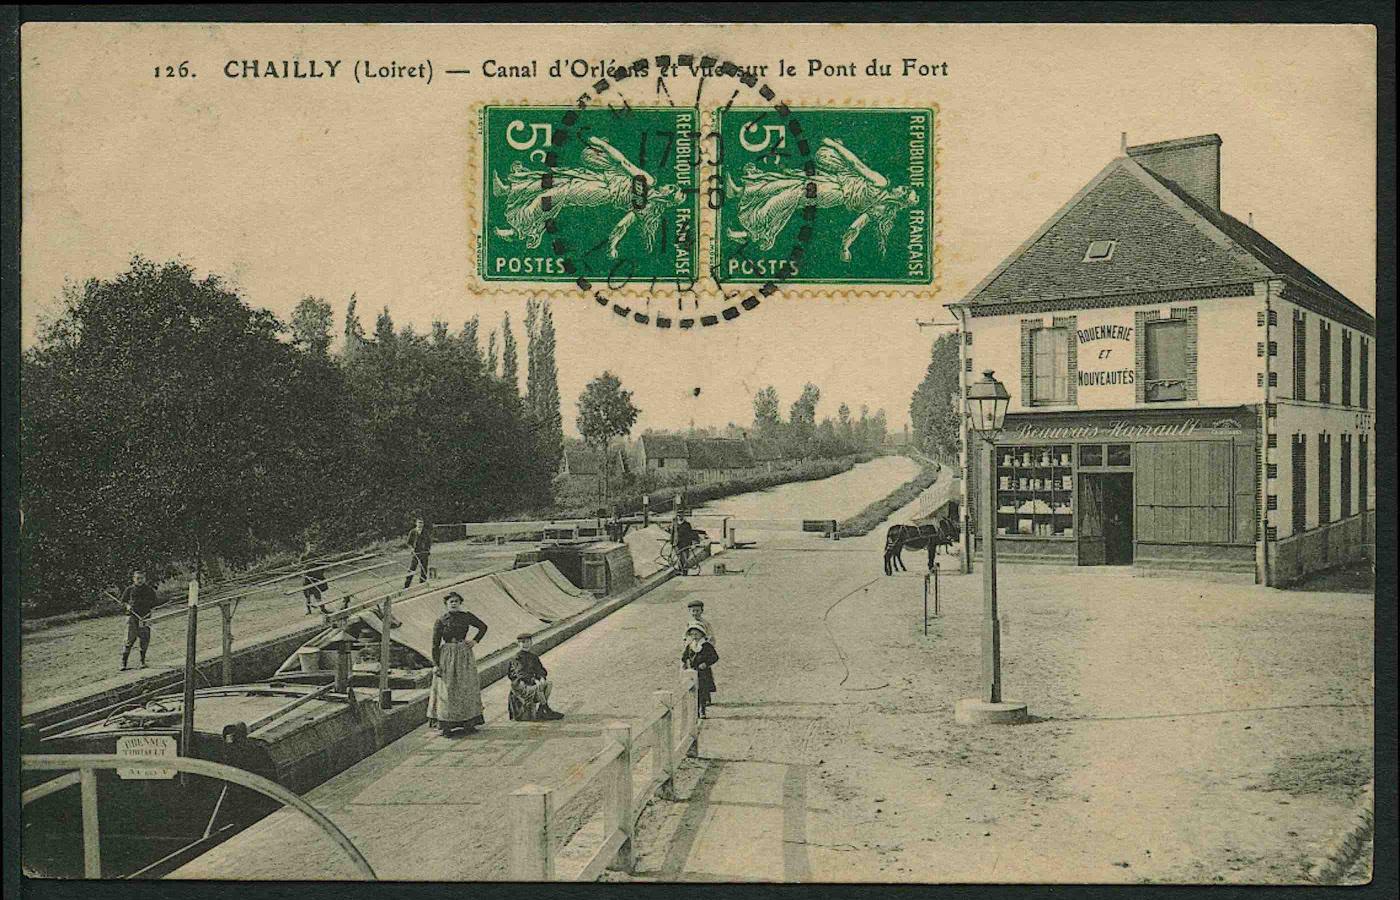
[950,135,1375,585]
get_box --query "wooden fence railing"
[509,669,700,880]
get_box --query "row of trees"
[752,383,889,458]
[909,331,961,461]
[20,258,565,613]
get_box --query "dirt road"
[614,535,1373,883]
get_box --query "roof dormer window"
[1083,240,1116,262]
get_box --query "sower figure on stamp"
[428,591,486,735]
[726,137,918,261]
[404,513,433,589]
[118,569,166,670]
[491,136,683,257]
[507,633,564,721]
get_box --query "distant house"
[636,434,691,475]
[636,433,785,483]
[558,445,628,482]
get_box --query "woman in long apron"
[428,591,488,734]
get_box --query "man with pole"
[404,512,433,589]
[118,569,166,671]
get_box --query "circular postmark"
[538,53,817,329]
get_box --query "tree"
[343,293,366,358]
[784,383,821,457]
[501,312,519,394]
[290,296,334,355]
[460,315,482,374]
[752,385,782,439]
[910,332,962,460]
[374,306,396,349]
[486,329,498,377]
[575,371,640,506]
[525,299,563,473]
[21,258,346,609]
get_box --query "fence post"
[181,581,199,763]
[378,596,393,710]
[509,784,554,880]
[923,574,929,635]
[934,562,941,617]
[79,768,101,878]
[220,599,234,686]
[603,722,636,873]
[652,690,676,800]
[683,669,700,758]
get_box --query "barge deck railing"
[22,753,377,880]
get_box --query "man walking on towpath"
[118,569,166,670]
[404,513,433,589]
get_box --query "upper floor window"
[1144,318,1187,402]
[1318,320,1332,404]
[1031,327,1069,404]
[1293,310,1307,400]
[1341,331,1352,407]
[1360,337,1370,408]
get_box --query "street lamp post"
[955,371,1029,725]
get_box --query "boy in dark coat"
[682,622,718,718]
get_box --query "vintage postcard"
[11,17,1384,888]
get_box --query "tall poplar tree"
[501,312,519,395]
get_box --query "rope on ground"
[820,576,889,691]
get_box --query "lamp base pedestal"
[954,698,1029,725]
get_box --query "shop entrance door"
[1078,473,1135,565]
[1101,474,1134,565]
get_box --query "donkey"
[884,518,958,575]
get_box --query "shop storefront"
[970,406,1258,574]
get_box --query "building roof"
[955,150,1373,332]
[688,438,757,471]
[639,434,690,459]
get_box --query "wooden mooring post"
[219,598,234,686]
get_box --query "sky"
[20,23,1377,436]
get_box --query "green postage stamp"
[479,105,701,284]
[714,107,935,285]
[476,103,935,290]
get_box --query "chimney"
[1126,134,1222,211]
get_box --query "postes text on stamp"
[480,105,700,283]
[714,106,935,284]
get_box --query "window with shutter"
[1031,327,1068,403]
[1291,434,1307,534]
[1145,319,1187,401]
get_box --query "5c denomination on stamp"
[479,105,700,284]
[715,106,934,284]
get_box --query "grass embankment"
[836,456,944,538]
[548,453,881,520]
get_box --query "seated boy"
[507,633,564,721]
